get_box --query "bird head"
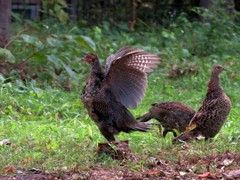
[212,64,226,75]
[85,53,98,64]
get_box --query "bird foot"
[172,133,192,144]
[172,123,198,143]
[94,140,133,160]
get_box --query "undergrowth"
[0,66,239,174]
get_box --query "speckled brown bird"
[173,64,231,142]
[81,46,161,142]
[137,101,196,137]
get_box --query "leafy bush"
[2,22,99,89]
[1,5,239,90]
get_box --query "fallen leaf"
[148,169,163,175]
[179,171,187,176]
[222,158,234,166]
[6,167,14,173]
[197,172,212,178]
[223,169,240,179]
[16,170,23,174]
[72,173,81,180]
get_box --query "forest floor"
[1,150,239,179]
[0,152,240,180]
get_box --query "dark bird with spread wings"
[81,47,161,142]
[173,65,231,142]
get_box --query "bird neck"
[91,60,104,75]
[207,72,222,92]
[90,60,105,85]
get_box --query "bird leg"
[172,123,197,143]
[99,124,116,142]
[158,124,162,136]
[184,123,197,133]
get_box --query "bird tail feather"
[136,112,152,122]
[130,122,156,132]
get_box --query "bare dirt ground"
[1,151,240,180]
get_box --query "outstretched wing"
[101,46,161,109]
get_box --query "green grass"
[0,63,239,175]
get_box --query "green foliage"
[41,0,69,24]
[6,6,240,89]
[6,22,99,88]
[0,48,15,63]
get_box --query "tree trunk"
[0,0,11,48]
[69,0,78,21]
[129,0,137,31]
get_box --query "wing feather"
[101,46,161,108]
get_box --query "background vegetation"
[0,0,239,178]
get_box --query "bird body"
[138,101,196,137]
[81,47,160,142]
[174,65,231,142]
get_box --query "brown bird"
[173,64,231,142]
[137,101,196,137]
[81,46,160,142]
